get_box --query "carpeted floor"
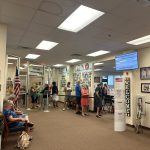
[3,106,150,150]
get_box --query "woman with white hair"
[81,84,89,116]
[3,100,34,129]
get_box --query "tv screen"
[115,51,138,71]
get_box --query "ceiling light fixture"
[36,40,58,50]
[127,35,150,45]
[53,64,64,67]
[8,57,18,60]
[29,64,43,67]
[20,67,25,70]
[8,63,14,65]
[94,69,102,71]
[66,59,81,63]
[87,50,110,57]
[94,62,104,66]
[25,54,40,59]
[58,5,105,32]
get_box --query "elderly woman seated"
[3,100,34,129]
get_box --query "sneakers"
[62,108,66,111]
[27,122,34,127]
[75,111,81,115]
[96,115,101,118]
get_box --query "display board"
[73,63,92,87]
[59,68,67,88]
[125,77,131,116]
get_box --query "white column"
[0,24,7,111]
[114,77,126,132]
[0,24,7,149]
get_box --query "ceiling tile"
[33,10,62,27]
[0,1,36,22]
[80,0,125,12]
[19,32,46,48]
[111,0,150,20]
[0,15,29,29]
[7,26,24,37]
[28,23,53,35]
[5,0,43,9]
[39,0,79,17]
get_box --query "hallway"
[4,108,150,150]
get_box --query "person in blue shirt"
[75,81,81,114]
[3,100,34,129]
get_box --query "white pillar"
[114,77,126,132]
[0,24,7,149]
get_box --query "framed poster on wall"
[140,67,150,80]
[141,83,150,93]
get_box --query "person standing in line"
[81,84,89,116]
[52,81,59,108]
[75,81,81,114]
[41,84,51,109]
[63,82,72,111]
[94,83,103,118]
[30,87,37,109]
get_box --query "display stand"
[43,90,50,112]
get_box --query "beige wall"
[126,47,150,127]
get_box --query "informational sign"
[125,77,131,117]
[29,66,43,76]
[114,77,126,132]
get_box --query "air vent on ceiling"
[136,0,150,7]
[71,54,82,57]
[18,46,31,50]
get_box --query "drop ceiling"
[0,0,150,67]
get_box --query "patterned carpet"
[2,106,150,150]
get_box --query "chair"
[2,115,28,147]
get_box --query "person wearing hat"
[94,83,103,118]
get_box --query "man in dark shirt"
[94,83,103,118]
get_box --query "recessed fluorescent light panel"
[8,63,14,65]
[25,54,40,59]
[8,57,18,60]
[94,69,102,71]
[36,40,58,50]
[94,62,104,66]
[87,50,110,57]
[127,35,150,45]
[58,5,105,32]
[53,64,64,67]
[66,59,81,63]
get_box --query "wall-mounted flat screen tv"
[115,51,138,71]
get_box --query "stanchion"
[26,94,31,110]
[43,90,50,112]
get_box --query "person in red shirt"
[81,84,89,116]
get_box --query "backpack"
[17,131,32,149]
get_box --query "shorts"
[52,94,59,101]
[95,97,102,108]
[31,95,37,103]
[76,96,81,105]
[65,96,71,101]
